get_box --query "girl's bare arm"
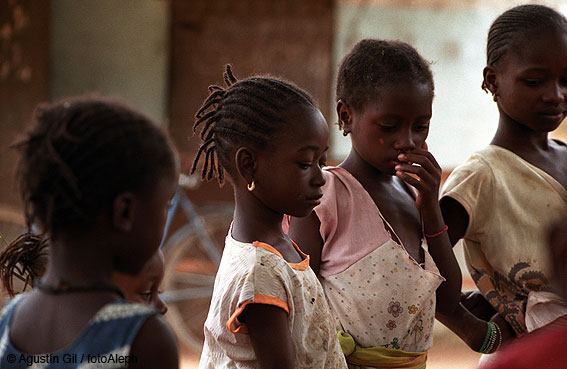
[395,149,462,314]
[439,197,469,247]
[245,304,295,369]
[288,212,324,276]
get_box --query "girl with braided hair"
[0,96,179,368]
[194,65,347,369]
[439,3,567,362]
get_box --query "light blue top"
[0,294,156,368]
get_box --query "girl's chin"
[382,162,399,175]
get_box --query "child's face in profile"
[112,250,167,314]
[252,107,329,218]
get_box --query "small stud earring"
[247,180,255,192]
[342,130,349,137]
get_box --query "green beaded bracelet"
[478,322,492,353]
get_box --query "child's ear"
[234,146,257,185]
[113,192,135,232]
[336,100,353,134]
[483,66,498,96]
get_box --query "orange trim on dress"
[226,294,290,334]
[252,240,310,270]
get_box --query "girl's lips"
[307,194,323,201]
[539,111,565,124]
[539,107,564,115]
[539,107,565,117]
[306,198,322,207]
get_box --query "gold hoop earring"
[247,180,255,192]
[493,94,498,102]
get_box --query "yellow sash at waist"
[338,330,428,369]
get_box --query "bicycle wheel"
[161,204,233,353]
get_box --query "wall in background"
[168,0,334,204]
[0,0,49,209]
[50,0,169,123]
[331,0,567,169]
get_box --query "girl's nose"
[395,132,417,151]
[542,82,566,104]
[312,165,326,187]
[155,297,168,315]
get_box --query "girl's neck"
[491,115,551,155]
[339,149,394,184]
[231,189,288,247]
[42,233,114,285]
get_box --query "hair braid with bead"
[191,64,317,185]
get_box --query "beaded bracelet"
[484,322,498,353]
[491,322,503,352]
[478,322,502,354]
[478,322,492,353]
[424,225,448,238]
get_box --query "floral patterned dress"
[313,167,445,353]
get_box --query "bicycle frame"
[159,187,225,303]
[160,187,222,265]
[156,175,235,352]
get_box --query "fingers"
[397,150,440,184]
[395,169,424,190]
[395,149,441,199]
[398,149,441,173]
[395,163,434,189]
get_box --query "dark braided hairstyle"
[0,234,47,296]
[0,96,177,295]
[483,4,567,91]
[191,65,317,185]
[336,38,434,121]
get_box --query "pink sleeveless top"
[289,167,444,352]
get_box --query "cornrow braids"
[483,4,567,91]
[336,38,434,117]
[12,96,177,236]
[191,64,317,185]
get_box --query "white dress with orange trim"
[198,233,347,369]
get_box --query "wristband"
[492,321,503,352]
[424,225,448,238]
[479,322,502,354]
[478,321,492,353]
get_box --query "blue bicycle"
[160,174,233,352]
